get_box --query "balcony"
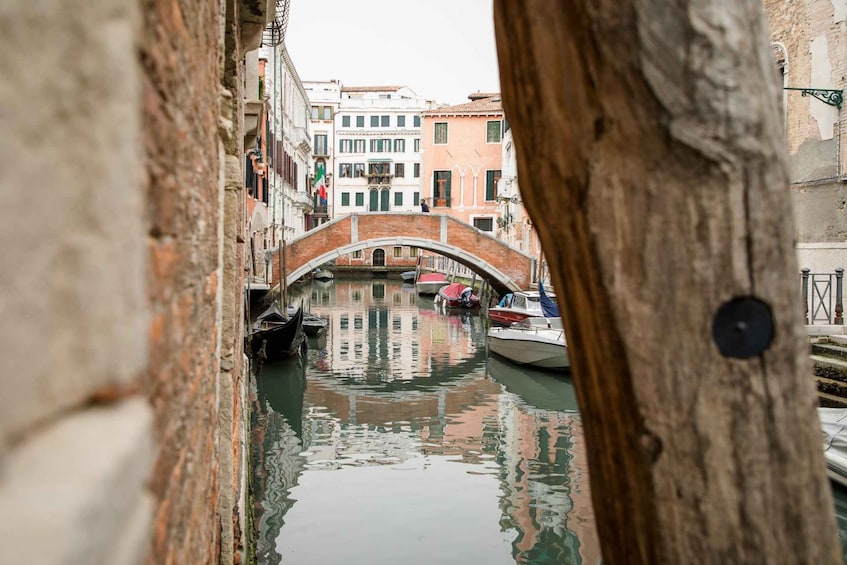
[293,190,314,212]
[367,174,393,186]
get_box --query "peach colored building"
[421,93,505,232]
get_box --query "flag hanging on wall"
[315,163,328,206]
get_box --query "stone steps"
[813,337,847,406]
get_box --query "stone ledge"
[0,398,155,564]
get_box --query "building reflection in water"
[251,278,599,564]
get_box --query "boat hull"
[436,282,480,309]
[251,306,305,362]
[488,308,532,327]
[487,326,569,369]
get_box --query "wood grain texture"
[493,1,840,562]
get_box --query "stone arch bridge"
[271,213,535,295]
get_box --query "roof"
[423,94,503,116]
[341,85,404,93]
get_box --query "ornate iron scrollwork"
[784,87,843,109]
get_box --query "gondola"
[251,302,305,363]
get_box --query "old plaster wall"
[0,0,267,563]
[766,0,847,249]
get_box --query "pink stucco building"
[421,93,505,232]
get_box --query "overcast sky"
[284,0,501,105]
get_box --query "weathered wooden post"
[493,1,841,563]
[836,268,844,325]
[802,268,811,324]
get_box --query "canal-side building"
[495,125,547,280]
[260,42,314,247]
[304,80,342,226]
[332,85,430,215]
[421,93,505,232]
[765,0,846,279]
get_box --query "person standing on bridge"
[420,198,429,213]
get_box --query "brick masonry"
[278,213,535,293]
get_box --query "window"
[397,115,405,127]
[394,192,403,206]
[356,115,364,127]
[413,163,420,178]
[353,163,365,178]
[394,139,405,152]
[339,163,352,178]
[395,163,405,178]
[410,246,418,257]
[434,122,448,144]
[339,139,352,153]
[341,192,350,206]
[486,120,502,143]
[485,170,501,201]
[413,115,421,127]
[433,170,451,205]
[413,138,420,152]
[311,106,318,120]
[413,192,420,205]
[314,134,327,155]
[353,139,366,153]
[342,115,351,127]
[352,250,362,259]
[381,115,390,127]
[369,138,392,152]
[370,115,379,127]
[394,246,403,258]
[355,192,364,206]
[474,217,494,232]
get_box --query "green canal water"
[250,277,847,564]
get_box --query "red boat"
[435,282,480,309]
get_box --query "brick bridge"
[272,213,535,294]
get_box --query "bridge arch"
[273,213,535,295]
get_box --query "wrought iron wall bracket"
[784,87,843,109]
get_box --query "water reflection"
[252,278,599,564]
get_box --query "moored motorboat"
[487,316,569,369]
[415,272,447,296]
[312,268,334,282]
[400,270,416,283]
[819,408,847,488]
[251,302,305,363]
[489,289,559,327]
[435,282,480,309]
[302,313,328,336]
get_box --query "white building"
[303,80,342,226]
[260,42,313,245]
[307,85,433,216]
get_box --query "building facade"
[766,0,846,275]
[304,80,342,226]
[421,93,505,232]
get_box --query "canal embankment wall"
[0,1,269,563]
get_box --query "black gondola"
[251,302,305,363]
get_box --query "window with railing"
[433,170,451,206]
[368,162,392,185]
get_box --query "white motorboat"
[819,408,847,488]
[415,272,447,296]
[487,316,570,369]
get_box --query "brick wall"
[141,0,227,561]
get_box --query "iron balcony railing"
[801,268,844,325]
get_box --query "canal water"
[250,277,847,564]
[251,277,600,564]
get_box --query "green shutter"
[341,192,350,206]
[369,189,379,211]
[446,171,451,203]
[486,170,495,200]
[380,189,390,211]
